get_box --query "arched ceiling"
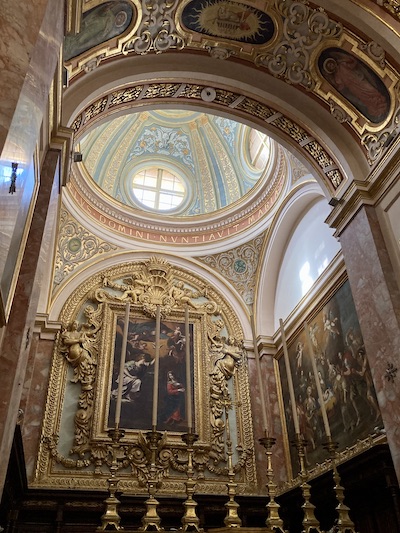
[58,0,400,313]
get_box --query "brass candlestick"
[181,431,203,533]
[293,434,323,533]
[97,427,126,531]
[223,393,242,528]
[259,435,286,533]
[139,429,164,532]
[324,439,358,533]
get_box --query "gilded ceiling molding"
[198,235,266,306]
[375,0,400,21]
[361,104,400,163]
[53,206,119,294]
[71,81,344,192]
[122,0,184,55]
[255,0,343,91]
[64,0,400,165]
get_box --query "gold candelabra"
[139,429,165,532]
[97,427,126,531]
[181,431,203,532]
[293,434,323,533]
[222,391,242,528]
[323,439,358,533]
[259,434,286,533]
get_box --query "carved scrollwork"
[255,0,342,90]
[60,304,102,455]
[97,257,211,319]
[38,257,256,493]
[361,105,400,163]
[122,0,184,55]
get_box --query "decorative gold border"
[33,257,257,494]
[175,0,283,61]
[310,33,399,136]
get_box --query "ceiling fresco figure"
[319,48,391,123]
[64,0,134,60]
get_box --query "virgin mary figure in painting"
[163,371,186,425]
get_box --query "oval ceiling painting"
[64,0,134,61]
[181,0,275,45]
[318,47,390,124]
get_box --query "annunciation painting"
[278,280,383,475]
[108,315,193,432]
[318,47,390,123]
[35,258,256,494]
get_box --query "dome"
[79,109,273,217]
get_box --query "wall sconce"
[73,152,83,162]
[9,162,18,194]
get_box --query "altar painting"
[278,280,383,475]
[108,316,193,432]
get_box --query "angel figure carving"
[61,319,97,383]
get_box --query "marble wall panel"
[340,205,400,483]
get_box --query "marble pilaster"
[0,149,60,499]
[0,0,64,322]
[339,205,400,483]
[20,334,55,480]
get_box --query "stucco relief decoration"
[199,235,265,305]
[35,257,256,494]
[255,0,342,90]
[53,207,118,291]
[361,106,400,163]
[123,0,184,55]
[377,0,400,21]
[128,125,195,172]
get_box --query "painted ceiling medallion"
[181,0,275,45]
[64,0,134,60]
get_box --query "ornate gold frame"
[34,257,257,495]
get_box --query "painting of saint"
[108,316,194,432]
[318,48,390,123]
[64,0,134,61]
[181,0,275,45]
[279,281,383,475]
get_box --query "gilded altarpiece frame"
[34,257,257,495]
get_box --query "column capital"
[326,141,400,237]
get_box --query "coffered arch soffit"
[63,0,400,169]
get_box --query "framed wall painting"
[278,279,383,476]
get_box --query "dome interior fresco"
[79,110,272,217]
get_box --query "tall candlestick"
[251,313,269,436]
[279,319,300,435]
[152,305,161,430]
[115,302,130,428]
[185,306,192,431]
[305,321,331,438]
